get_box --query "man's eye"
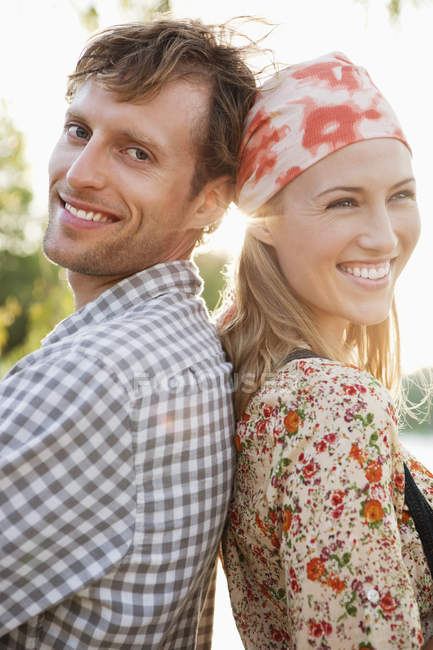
[66,124,89,140]
[126,147,149,161]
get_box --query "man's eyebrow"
[117,129,165,157]
[316,177,416,199]
[63,110,164,156]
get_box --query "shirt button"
[366,588,379,604]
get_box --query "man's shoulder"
[38,291,226,380]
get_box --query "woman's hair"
[217,195,401,418]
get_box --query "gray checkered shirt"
[0,260,235,649]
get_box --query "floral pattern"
[222,358,433,649]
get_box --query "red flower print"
[271,628,283,642]
[291,514,301,535]
[321,621,332,636]
[291,578,301,593]
[363,499,384,523]
[380,592,397,613]
[343,384,357,395]
[283,508,292,532]
[231,509,240,527]
[331,490,344,506]
[263,404,273,418]
[327,572,346,593]
[354,384,367,393]
[255,420,267,436]
[401,509,411,524]
[314,440,327,453]
[308,619,323,638]
[234,434,242,452]
[284,411,300,432]
[269,509,277,523]
[271,532,281,549]
[332,505,344,519]
[350,442,366,467]
[324,433,336,444]
[365,461,382,483]
[302,461,319,479]
[307,557,325,581]
[394,472,405,491]
[255,513,268,535]
[241,411,250,422]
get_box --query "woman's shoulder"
[245,356,395,424]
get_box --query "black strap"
[285,349,433,583]
[404,463,433,581]
[284,348,324,364]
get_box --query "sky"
[1,0,433,375]
[1,2,433,646]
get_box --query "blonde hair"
[217,201,401,419]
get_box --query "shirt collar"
[42,260,203,347]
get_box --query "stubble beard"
[42,216,175,278]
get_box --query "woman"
[220,52,433,649]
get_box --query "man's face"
[45,78,211,278]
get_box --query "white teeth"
[342,261,390,280]
[65,202,111,223]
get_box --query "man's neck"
[68,271,131,311]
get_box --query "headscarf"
[236,52,409,214]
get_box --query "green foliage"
[194,251,229,312]
[356,0,432,19]
[0,103,35,255]
[74,0,172,32]
[0,106,73,375]
[401,367,433,433]
[0,258,74,377]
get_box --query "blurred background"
[1,0,433,646]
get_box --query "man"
[0,19,256,648]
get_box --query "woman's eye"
[390,190,416,201]
[326,198,356,209]
[66,124,89,140]
[126,147,149,161]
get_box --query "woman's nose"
[357,205,399,254]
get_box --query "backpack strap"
[404,463,433,581]
[284,348,324,364]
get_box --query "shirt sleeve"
[267,362,424,649]
[0,352,135,636]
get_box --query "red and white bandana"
[236,52,409,214]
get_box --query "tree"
[0,107,73,375]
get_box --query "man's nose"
[357,204,399,254]
[66,140,107,190]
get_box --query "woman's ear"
[247,218,275,247]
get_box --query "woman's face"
[258,138,420,345]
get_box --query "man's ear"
[188,175,233,229]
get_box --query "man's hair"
[67,18,258,196]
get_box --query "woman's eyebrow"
[316,177,416,199]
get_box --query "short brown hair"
[67,18,257,195]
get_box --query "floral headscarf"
[236,52,410,214]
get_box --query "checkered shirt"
[0,260,235,649]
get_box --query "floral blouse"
[222,357,433,649]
